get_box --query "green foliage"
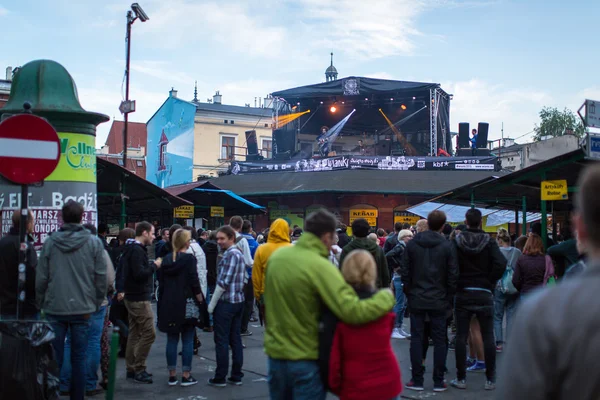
[533,107,584,141]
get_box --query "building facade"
[96,120,147,178]
[0,67,12,109]
[146,89,272,187]
[496,135,580,171]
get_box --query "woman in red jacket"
[329,249,402,400]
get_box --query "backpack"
[499,250,519,295]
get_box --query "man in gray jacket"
[498,164,600,400]
[36,200,107,400]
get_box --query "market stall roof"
[434,148,591,212]
[272,76,445,99]
[407,202,542,225]
[208,169,505,197]
[164,182,266,215]
[97,158,191,216]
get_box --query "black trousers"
[410,309,447,386]
[241,282,255,332]
[454,291,496,382]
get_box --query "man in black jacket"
[0,210,37,319]
[401,211,458,392]
[383,222,403,253]
[123,221,162,384]
[450,208,506,391]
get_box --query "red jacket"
[329,312,402,400]
[378,237,386,248]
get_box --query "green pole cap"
[1,59,109,134]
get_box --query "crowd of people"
[2,165,600,399]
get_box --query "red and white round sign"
[0,114,60,185]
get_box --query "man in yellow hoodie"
[264,209,395,400]
[252,219,292,319]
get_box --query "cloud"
[0,7,7,17]
[130,60,194,84]
[443,79,552,141]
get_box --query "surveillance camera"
[131,3,149,22]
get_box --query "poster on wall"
[269,202,304,228]
[146,98,196,188]
[230,155,498,175]
[393,210,420,226]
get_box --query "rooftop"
[193,101,272,118]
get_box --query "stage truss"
[429,88,450,156]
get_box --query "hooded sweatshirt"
[340,238,390,288]
[252,219,292,302]
[453,228,507,291]
[36,223,108,315]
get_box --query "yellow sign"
[210,206,224,217]
[541,180,568,201]
[394,215,420,226]
[46,132,97,183]
[349,209,378,227]
[174,205,194,218]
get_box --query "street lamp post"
[119,3,148,229]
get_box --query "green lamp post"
[0,59,109,249]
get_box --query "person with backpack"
[158,229,204,387]
[183,226,207,354]
[328,250,402,400]
[240,220,259,336]
[494,228,521,353]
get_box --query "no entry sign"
[0,114,60,184]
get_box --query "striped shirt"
[217,246,246,303]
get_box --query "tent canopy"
[407,202,542,226]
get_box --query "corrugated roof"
[163,180,217,196]
[193,102,272,117]
[208,169,505,196]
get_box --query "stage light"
[390,98,394,101]
[291,105,297,111]
[431,99,435,103]
[400,104,407,110]
[342,101,345,104]
[365,98,369,101]
[412,96,416,100]
[320,101,324,104]
[330,106,337,113]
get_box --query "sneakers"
[496,344,503,353]
[450,379,467,389]
[134,370,153,384]
[240,330,253,336]
[466,357,477,369]
[168,376,179,386]
[448,337,456,351]
[405,381,424,391]
[126,371,135,380]
[485,380,496,391]
[227,377,243,386]
[391,328,406,339]
[181,375,198,387]
[433,383,448,392]
[400,328,411,339]
[467,361,486,373]
[207,378,227,388]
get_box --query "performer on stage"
[470,128,478,155]
[317,126,330,156]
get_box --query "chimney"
[213,91,222,104]
[169,87,178,98]
[5,66,12,81]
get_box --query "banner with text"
[230,155,498,175]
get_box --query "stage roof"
[272,76,446,99]
[209,169,503,197]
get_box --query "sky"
[1,0,598,147]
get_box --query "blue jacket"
[242,233,259,278]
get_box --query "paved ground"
[109,314,499,400]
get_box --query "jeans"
[454,291,496,382]
[268,358,326,400]
[47,314,91,400]
[166,324,195,372]
[392,275,405,328]
[60,306,107,392]
[241,283,255,332]
[124,300,156,373]
[409,309,447,386]
[213,301,244,381]
[493,288,517,343]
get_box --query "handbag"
[544,255,556,286]
[500,250,519,295]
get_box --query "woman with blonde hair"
[328,249,402,400]
[157,229,204,387]
[493,228,521,353]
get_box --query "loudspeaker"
[476,122,489,149]
[273,129,295,155]
[245,130,258,155]
[458,123,470,148]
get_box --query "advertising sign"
[349,209,378,227]
[210,206,224,217]
[541,180,568,201]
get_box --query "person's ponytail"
[171,229,191,261]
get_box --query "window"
[136,160,143,167]
[264,123,269,128]
[117,159,124,166]
[262,139,272,159]
[224,120,228,124]
[221,136,236,160]
[230,120,235,124]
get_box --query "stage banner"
[229,155,498,175]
